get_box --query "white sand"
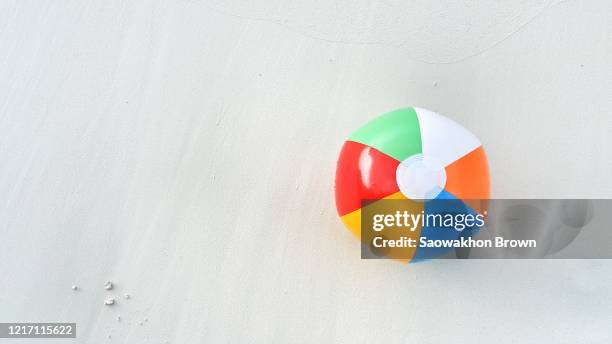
[0,1,611,343]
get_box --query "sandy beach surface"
[1,1,611,342]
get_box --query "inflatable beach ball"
[334,107,489,261]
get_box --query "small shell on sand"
[104,297,116,306]
[104,281,114,290]
[71,285,78,291]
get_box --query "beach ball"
[335,107,489,262]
